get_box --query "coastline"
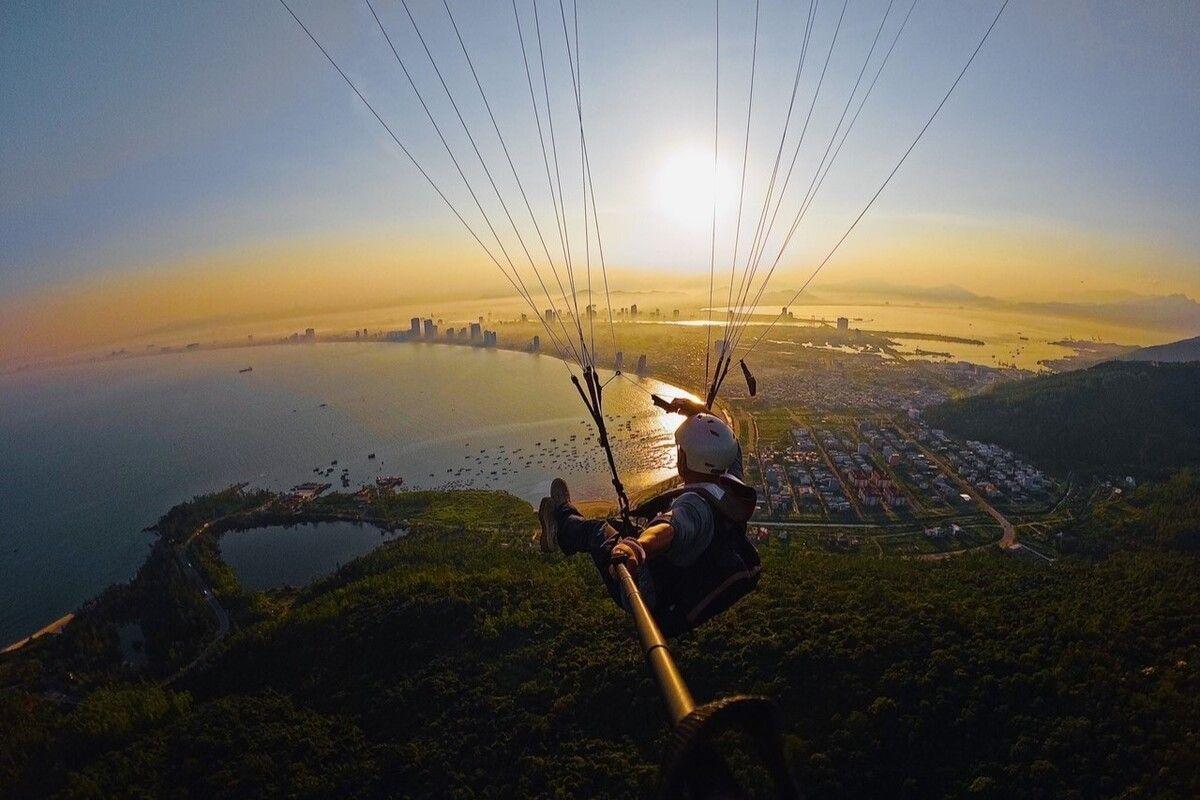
[2,612,74,654]
[0,343,696,647]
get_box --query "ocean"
[0,342,687,642]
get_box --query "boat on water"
[238,366,253,373]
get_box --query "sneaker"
[550,477,571,510]
[535,496,558,553]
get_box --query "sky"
[2,0,1198,361]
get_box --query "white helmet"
[675,413,738,476]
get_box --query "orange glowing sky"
[2,1,1198,364]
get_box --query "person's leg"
[538,479,658,612]
[559,509,659,613]
[555,504,617,557]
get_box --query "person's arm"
[610,521,673,575]
[610,494,714,574]
[637,521,675,558]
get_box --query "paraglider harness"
[608,481,797,800]
[571,378,795,798]
[601,474,762,638]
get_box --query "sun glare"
[654,148,732,228]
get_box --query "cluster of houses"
[750,413,1058,524]
[756,356,952,412]
[748,428,858,519]
[915,425,1052,504]
[923,522,965,540]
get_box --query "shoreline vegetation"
[0,486,534,659]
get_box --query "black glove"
[607,537,646,578]
[651,394,708,417]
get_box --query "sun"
[654,147,733,228]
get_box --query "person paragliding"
[535,397,761,637]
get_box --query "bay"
[0,342,686,642]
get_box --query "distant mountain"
[817,280,982,303]
[766,281,1200,334]
[1120,334,1200,363]
[924,361,1200,479]
[1012,293,1200,331]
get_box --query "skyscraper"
[469,322,482,341]
[423,318,436,339]
[837,316,849,333]
[410,317,421,337]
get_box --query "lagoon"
[221,521,402,590]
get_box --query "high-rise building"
[530,335,540,352]
[304,327,315,341]
[469,322,482,341]
[544,309,556,323]
[423,318,436,339]
[673,309,680,319]
[410,317,421,337]
[630,303,638,317]
[636,354,648,375]
[836,316,849,333]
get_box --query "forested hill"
[3,490,1200,798]
[1121,334,1200,363]
[923,361,1200,478]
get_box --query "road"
[746,413,776,515]
[911,439,1017,550]
[166,501,271,683]
[810,425,867,520]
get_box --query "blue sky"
[2,1,1198,325]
